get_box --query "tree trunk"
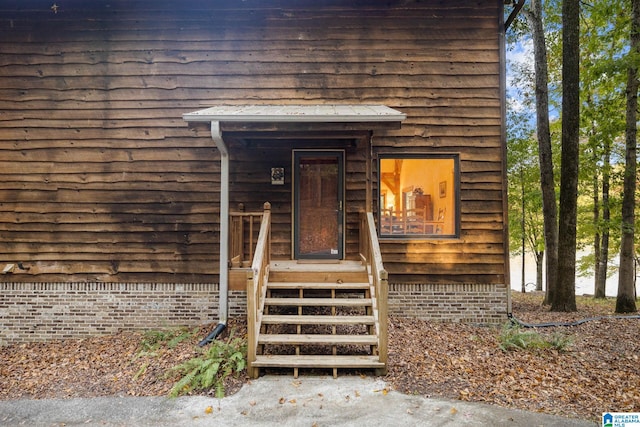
[592,168,602,297]
[616,0,640,314]
[535,250,544,291]
[523,0,557,305]
[592,144,602,297]
[595,144,611,299]
[521,167,526,293]
[553,0,579,312]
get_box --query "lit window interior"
[379,157,456,236]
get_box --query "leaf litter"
[0,293,637,424]
[385,293,640,423]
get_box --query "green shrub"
[499,324,572,352]
[140,330,173,352]
[166,328,198,349]
[169,330,247,398]
[545,331,573,351]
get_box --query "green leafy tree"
[616,0,640,313]
[576,0,628,299]
[519,0,559,304]
[507,101,545,292]
[553,0,580,312]
[509,0,639,308]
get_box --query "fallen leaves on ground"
[385,292,640,423]
[0,293,638,424]
[0,318,247,401]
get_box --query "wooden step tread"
[252,354,384,369]
[264,297,371,307]
[258,334,377,345]
[267,282,370,290]
[261,314,375,325]
[269,261,366,273]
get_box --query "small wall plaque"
[271,167,285,185]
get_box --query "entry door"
[294,150,344,260]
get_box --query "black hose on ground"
[508,312,640,328]
[197,322,227,347]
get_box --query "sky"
[506,39,535,114]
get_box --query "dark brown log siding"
[0,0,505,284]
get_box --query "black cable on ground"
[508,312,640,328]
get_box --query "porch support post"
[211,121,229,324]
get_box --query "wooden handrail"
[359,212,388,374]
[229,204,264,268]
[246,202,271,379]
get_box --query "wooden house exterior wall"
[0,0,506,286]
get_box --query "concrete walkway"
[0,376,597,427]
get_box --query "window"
[378,155,458,237]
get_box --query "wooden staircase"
[243,209,388,379]
[250,261,386,378]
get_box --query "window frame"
[377,153,460,239]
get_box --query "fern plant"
[499,324,572,352]
[136,327,197,359]
[545,331,573,351]
[169,330,247,398]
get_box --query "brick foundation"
[388,283,509,324]
[0,283,246,345]
[1,282,508,345]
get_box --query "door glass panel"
[296,153,342,258]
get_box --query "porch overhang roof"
[182,104,406,124]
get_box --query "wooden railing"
[246,202,271,378]
[359,212,389,374]
[229,204,265,268]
